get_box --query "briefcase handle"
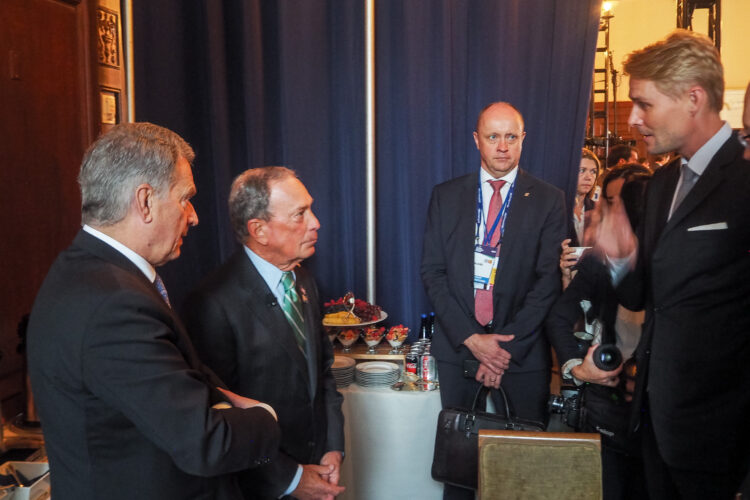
[470,384,512,419]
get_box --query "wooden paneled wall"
[0,0,98,419]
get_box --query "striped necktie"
[154,273,171,308]
[281,271,307,352]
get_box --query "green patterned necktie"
[280,271,307,353]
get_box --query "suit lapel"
[458,173,480,313]
[297,276,318,399]
[493,169,531,300]
[649,162,680,247]
[660,141,734,238]
[235,255,311,385]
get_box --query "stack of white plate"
[355,361,401,387]
[331,356,356,388]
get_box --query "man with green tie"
[184,167,345,500]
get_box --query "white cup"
[570,246,591,259]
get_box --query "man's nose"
[187,201,199,226]
[628,107,641,128]
[309,211,320,230]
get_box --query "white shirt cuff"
[211,401,278,421]
[282,465,304,497]
[561,358,585,386]
[254,402,278,421]
[606,250,636,286]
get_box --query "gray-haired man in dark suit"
[185,167,345,500]
[27,123,281,500]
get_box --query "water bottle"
[419,313,429,340]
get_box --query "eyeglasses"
[739,130,750,149]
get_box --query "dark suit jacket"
[421,169,567,372]
[183,251,344,499]
[568,196,595,247]
[27,230,281,500]
[620,135,750,473]
[546,254,620,367]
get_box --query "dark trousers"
[600,437,648,500]
[641,407,748,500]
[437,361,549,500]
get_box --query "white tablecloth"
[338,384,444,500]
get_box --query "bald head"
[475,102,525,132]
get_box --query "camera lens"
[593,343,623,371]
[547,395,564,413]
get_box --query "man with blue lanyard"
[422,102,567,499]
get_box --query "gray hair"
[229,166,297,243]
[78,122,195,225]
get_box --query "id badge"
[473,244,499,290]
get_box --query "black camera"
[592,343,623,372]
[547,385,585,429]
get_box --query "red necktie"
[475,179,506,326]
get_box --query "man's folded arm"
[83,290,281,477]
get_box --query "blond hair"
[623,29,723,113]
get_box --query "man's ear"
[135,183,155,223]
[247,218,267,245]
[686,85,707,116]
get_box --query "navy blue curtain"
[134,0,600,334]
[375,0,601,335]
[134,0,367,310]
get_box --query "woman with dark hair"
[559,149,601,289]
[560,162,650,289]
[570,148,601,246]
[548,163,652,500]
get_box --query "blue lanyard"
[476,178,515,247]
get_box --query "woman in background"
[570,148,601,247]
[560,148,601,288]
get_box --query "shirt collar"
[83,224,156,282]
[243,245,288,292]
[681,121,732,176]
[480,165,519,185]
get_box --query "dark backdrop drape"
[134,0,601,335]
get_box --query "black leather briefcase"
[431,384,545,490]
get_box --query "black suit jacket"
[568,196,595,247]
[421,169,567,372]
[184,251,344,498]
[620,134,750,473]
[546,254,620,367]
[27,230,281,500]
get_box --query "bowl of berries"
[385,325,409,354]
[362,326,386,354]
[337,328,361,353]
